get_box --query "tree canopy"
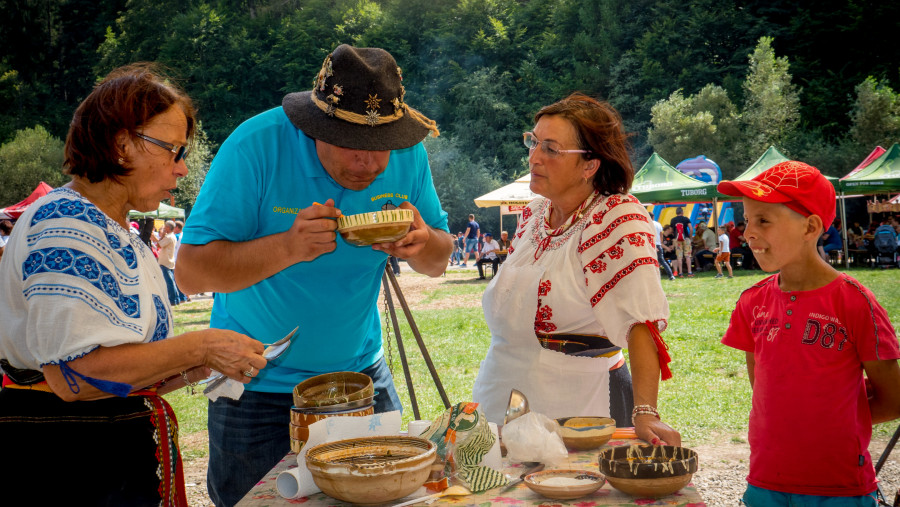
[2,0,898,232]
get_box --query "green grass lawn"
[164,267,900,449]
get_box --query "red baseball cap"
[717,161,836,231]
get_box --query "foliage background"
[2,0,899,232]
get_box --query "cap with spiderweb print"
[717,161,836,231]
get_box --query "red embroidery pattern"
[584,232,656,274]
[538,279,552,296]
[591,195,640,224]
[589,257,657,306]
[534,279,557,333]
[578,214,649,253]
[585,257,607,275]
[522,207,532,221]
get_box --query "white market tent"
[473,173,536,231]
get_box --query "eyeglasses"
[523,132,592,158]
[133,132,188,163]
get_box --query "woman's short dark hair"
[534,92,633,195]
[64,63,195,183]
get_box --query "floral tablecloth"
[236,439,706,506]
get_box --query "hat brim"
[283,91,432,151]
[716,180,793,204]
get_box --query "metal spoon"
[201,326,299,394]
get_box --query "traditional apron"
[471,262,612,425]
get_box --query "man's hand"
[373,202,453,277]
[372,202,430,259]
[287,198,341,263]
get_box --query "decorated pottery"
[305,436,436,504]
[556,416,616,450]
[598,444,698,498]
[337,209,414,246]
[292,371,374,408]
[523,469,605,500]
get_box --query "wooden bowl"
[556,416,616,450]
[598,445,698,498]
[292,372,374,408]
[337,209,414,246]
[524,469,605,500]
[305,436,436,504]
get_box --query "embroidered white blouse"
[504,193,669,348]
[0,188,172,370]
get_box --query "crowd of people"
[0,43,897,507]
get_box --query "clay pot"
[292,372,374,408]
[305,436,436,504]
[556,416,616,450]
[598,445,698,498]
[290,404,374,427]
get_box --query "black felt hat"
[283,44,439,151]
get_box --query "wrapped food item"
[419,402,508,493]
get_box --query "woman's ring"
[244,366,254,377]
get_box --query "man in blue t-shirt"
[176,44,453,506]
[462,213,480,267]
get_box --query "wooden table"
[237,438,705,506]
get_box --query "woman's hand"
[198,329,267,383]
[634,413,682,447]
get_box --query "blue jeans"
[207,356,402,506]
[465,238,478,254]
[159,265,178,305]
[742,484,878,506]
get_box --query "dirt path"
[180,268,900,505]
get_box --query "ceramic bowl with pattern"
[337,209,414,246]
[598,445,698,498]
[305,436,437,504]
[524,469,606,500]
[555,416,616,450]
[292,371,374,408]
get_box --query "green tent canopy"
[734,146,789,180]
[630,153,723,203]
[840,143,900,194]
[737,145,839,189]
[128,202,185,219]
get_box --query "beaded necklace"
[535,190,600,260]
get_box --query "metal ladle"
[504,389,529,425]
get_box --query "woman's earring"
[118,157,124,165]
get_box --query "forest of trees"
[2,0,899,234]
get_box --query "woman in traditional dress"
[472,93,681,446]
[0,64,267,505]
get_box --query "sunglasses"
[134,132,188,163]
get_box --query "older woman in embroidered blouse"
[472,93,680,446]
[0,64,266,505]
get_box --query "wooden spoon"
[391,485,472,507]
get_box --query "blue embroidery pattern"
[23,247,140,317]
[32,197,106,229]
[30,192,138,270]
[152,295,170,342]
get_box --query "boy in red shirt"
[717,161,900,506]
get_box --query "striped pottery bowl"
[336,209,414,246]
[305,436,436,504]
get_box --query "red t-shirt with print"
[723,273,899,496]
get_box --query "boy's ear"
[805,214,824,239]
